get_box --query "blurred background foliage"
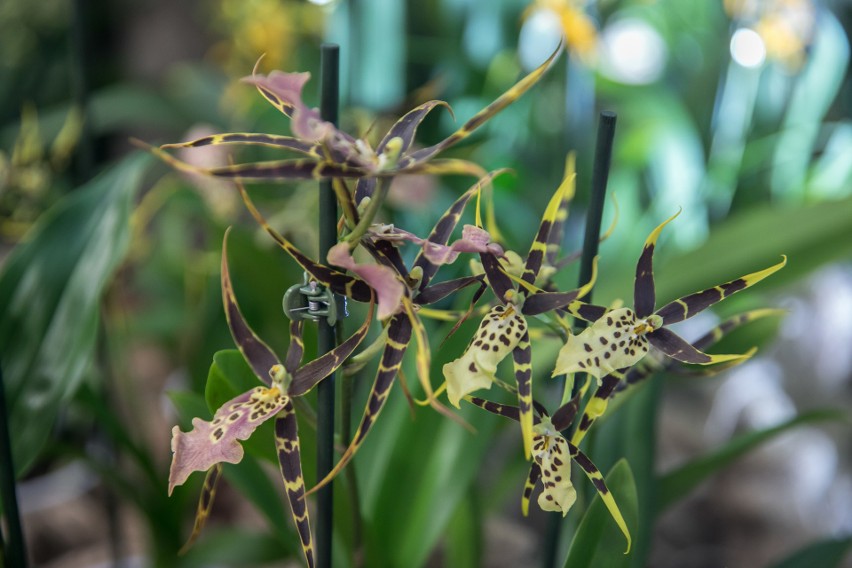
[1,0,851,567]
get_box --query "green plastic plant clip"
[283,273,346,326]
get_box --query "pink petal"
[168,386,287,494]
[328,242,404,320]
[371,225,502,267]
[242,71,334,142]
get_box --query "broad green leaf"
[562,459,639,568]
[585,377,660,568]
[0,153,150,477]
[444,491,482,568]
[769,536,852,568]
[222,457,291,540]
[180,528,295,567]
[658,409,846,511]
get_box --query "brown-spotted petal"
[552,307,650,380]
[168,386,288,494]
[443,304,526,407]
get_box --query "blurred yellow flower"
[525,0,598,62]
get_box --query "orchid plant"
[154,40,787,567]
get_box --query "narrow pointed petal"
[553,308,649,380]
[238,185,374,302]
[522,289,582,316]
[464,396,522,422]
[550,393,581,433]
[366,239,409,279]
[290,294,375,396]
[380,100,451,155]
[275,403,315,568]
[416,275,484,306]
[306,316,412,497]
[162,133,321,156]
[533,432,576,515]
[412,173,498,289]
[512,333,535,459]
[169,387,288,493]
[570,372,625,446]
[655,256,787,325]
[522,463,542,517]
[559,300,608,323]
[480,253,515,304]
[284,321,305,375]
[327,242,404,320]
[211,158,368,181]
[221,229,281,385]
[690,308,785,353]
[622,309,782,386]
[545,154,578,265]
[178,464,222,554]
[634,210,680,318]
[647,327,754,365]
[523,168,575,286]
[569,441,632,553]
[443,305,526,407]
[397,158,488,179]
[396,42,563,169]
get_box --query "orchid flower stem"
[0,364,28,568]
[344,177,391,247]
[316,42,340,568]
[545,111,617,568]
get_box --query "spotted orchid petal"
[552,307,654,380]
[532,422,577,516]
[168,386,288,494]
[327,242,404,320]
[242,72,335,143]
[443,304,527,407]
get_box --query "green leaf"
[222,456,291,540]
[0,153,151,477]
[179,528,295,567]
[769,536,852,568]
[444,491,482,568]
[658,409,846,511]
[204,350,277,463]
[563,459,639,568]
[585,378,660,568]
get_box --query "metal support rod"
[544,111,617,568]
[0,364,28,568]
[316,43,340,568]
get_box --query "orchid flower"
[465,394,631,553]
[149,44,562,203]
[570,308,783,447]
[553,211,786,382]
[443,164,595,459]
[231,174,506,496]
[168,230,374,566]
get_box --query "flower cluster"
[157,42,784,565]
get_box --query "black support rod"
[0,364,28,568]
[316,43,340,568]
[543,111,617,568]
